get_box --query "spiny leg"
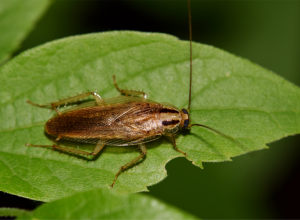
[111,143,147,188]
[25,140,107,156]
[171,134,187,156]
[113,75,148,99]
[27,91,105,114]
[91,140,107,155]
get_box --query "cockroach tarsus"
[25,0,232,188]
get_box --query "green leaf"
[0,0,50,64]
[0,208,32,218]
[0,31,299,201]
[15,188,196,219]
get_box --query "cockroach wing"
[60,96,160,113]
[46,96,164,146]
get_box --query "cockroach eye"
[182,109,188,114]
[184,119,190,128]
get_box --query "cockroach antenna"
[187,0,192,112]
[186,0,232,140]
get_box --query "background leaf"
[0,31,299,202]
[0,207,32,218]
[15,188,196,219]
[0,0,50,64]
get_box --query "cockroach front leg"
[111,143,147,188]
[27,91,105,114]
[171,134,187,156]
[25,140,107,156]
[113,75,148,99]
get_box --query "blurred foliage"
[0,189,196,219]
[0,0,50,64]
[3,0,300,219]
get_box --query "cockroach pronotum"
[26,0,232,187]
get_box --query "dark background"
[1,0,300,219]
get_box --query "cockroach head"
[180,109,190,129]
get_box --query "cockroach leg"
[90,140,107,155]
[113,75,148,99]
[110,143,147,188]
[50,91,105,107]
[25,139,107,156]
[171,134,187,156]
[55,135,62,141]
[25,143,90,155]
[51,144,94,155]
[54,107,62,115]
[26,100,48,108]
[27,91,105,111]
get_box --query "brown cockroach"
[26,0,230,187]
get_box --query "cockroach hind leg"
[110,144,147,188]
[25,143,55,150]
[112,75,148,99]
[51,145,95,156]
[25,141,105,157]
[89,140,106,156]
[55,135,62,142]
